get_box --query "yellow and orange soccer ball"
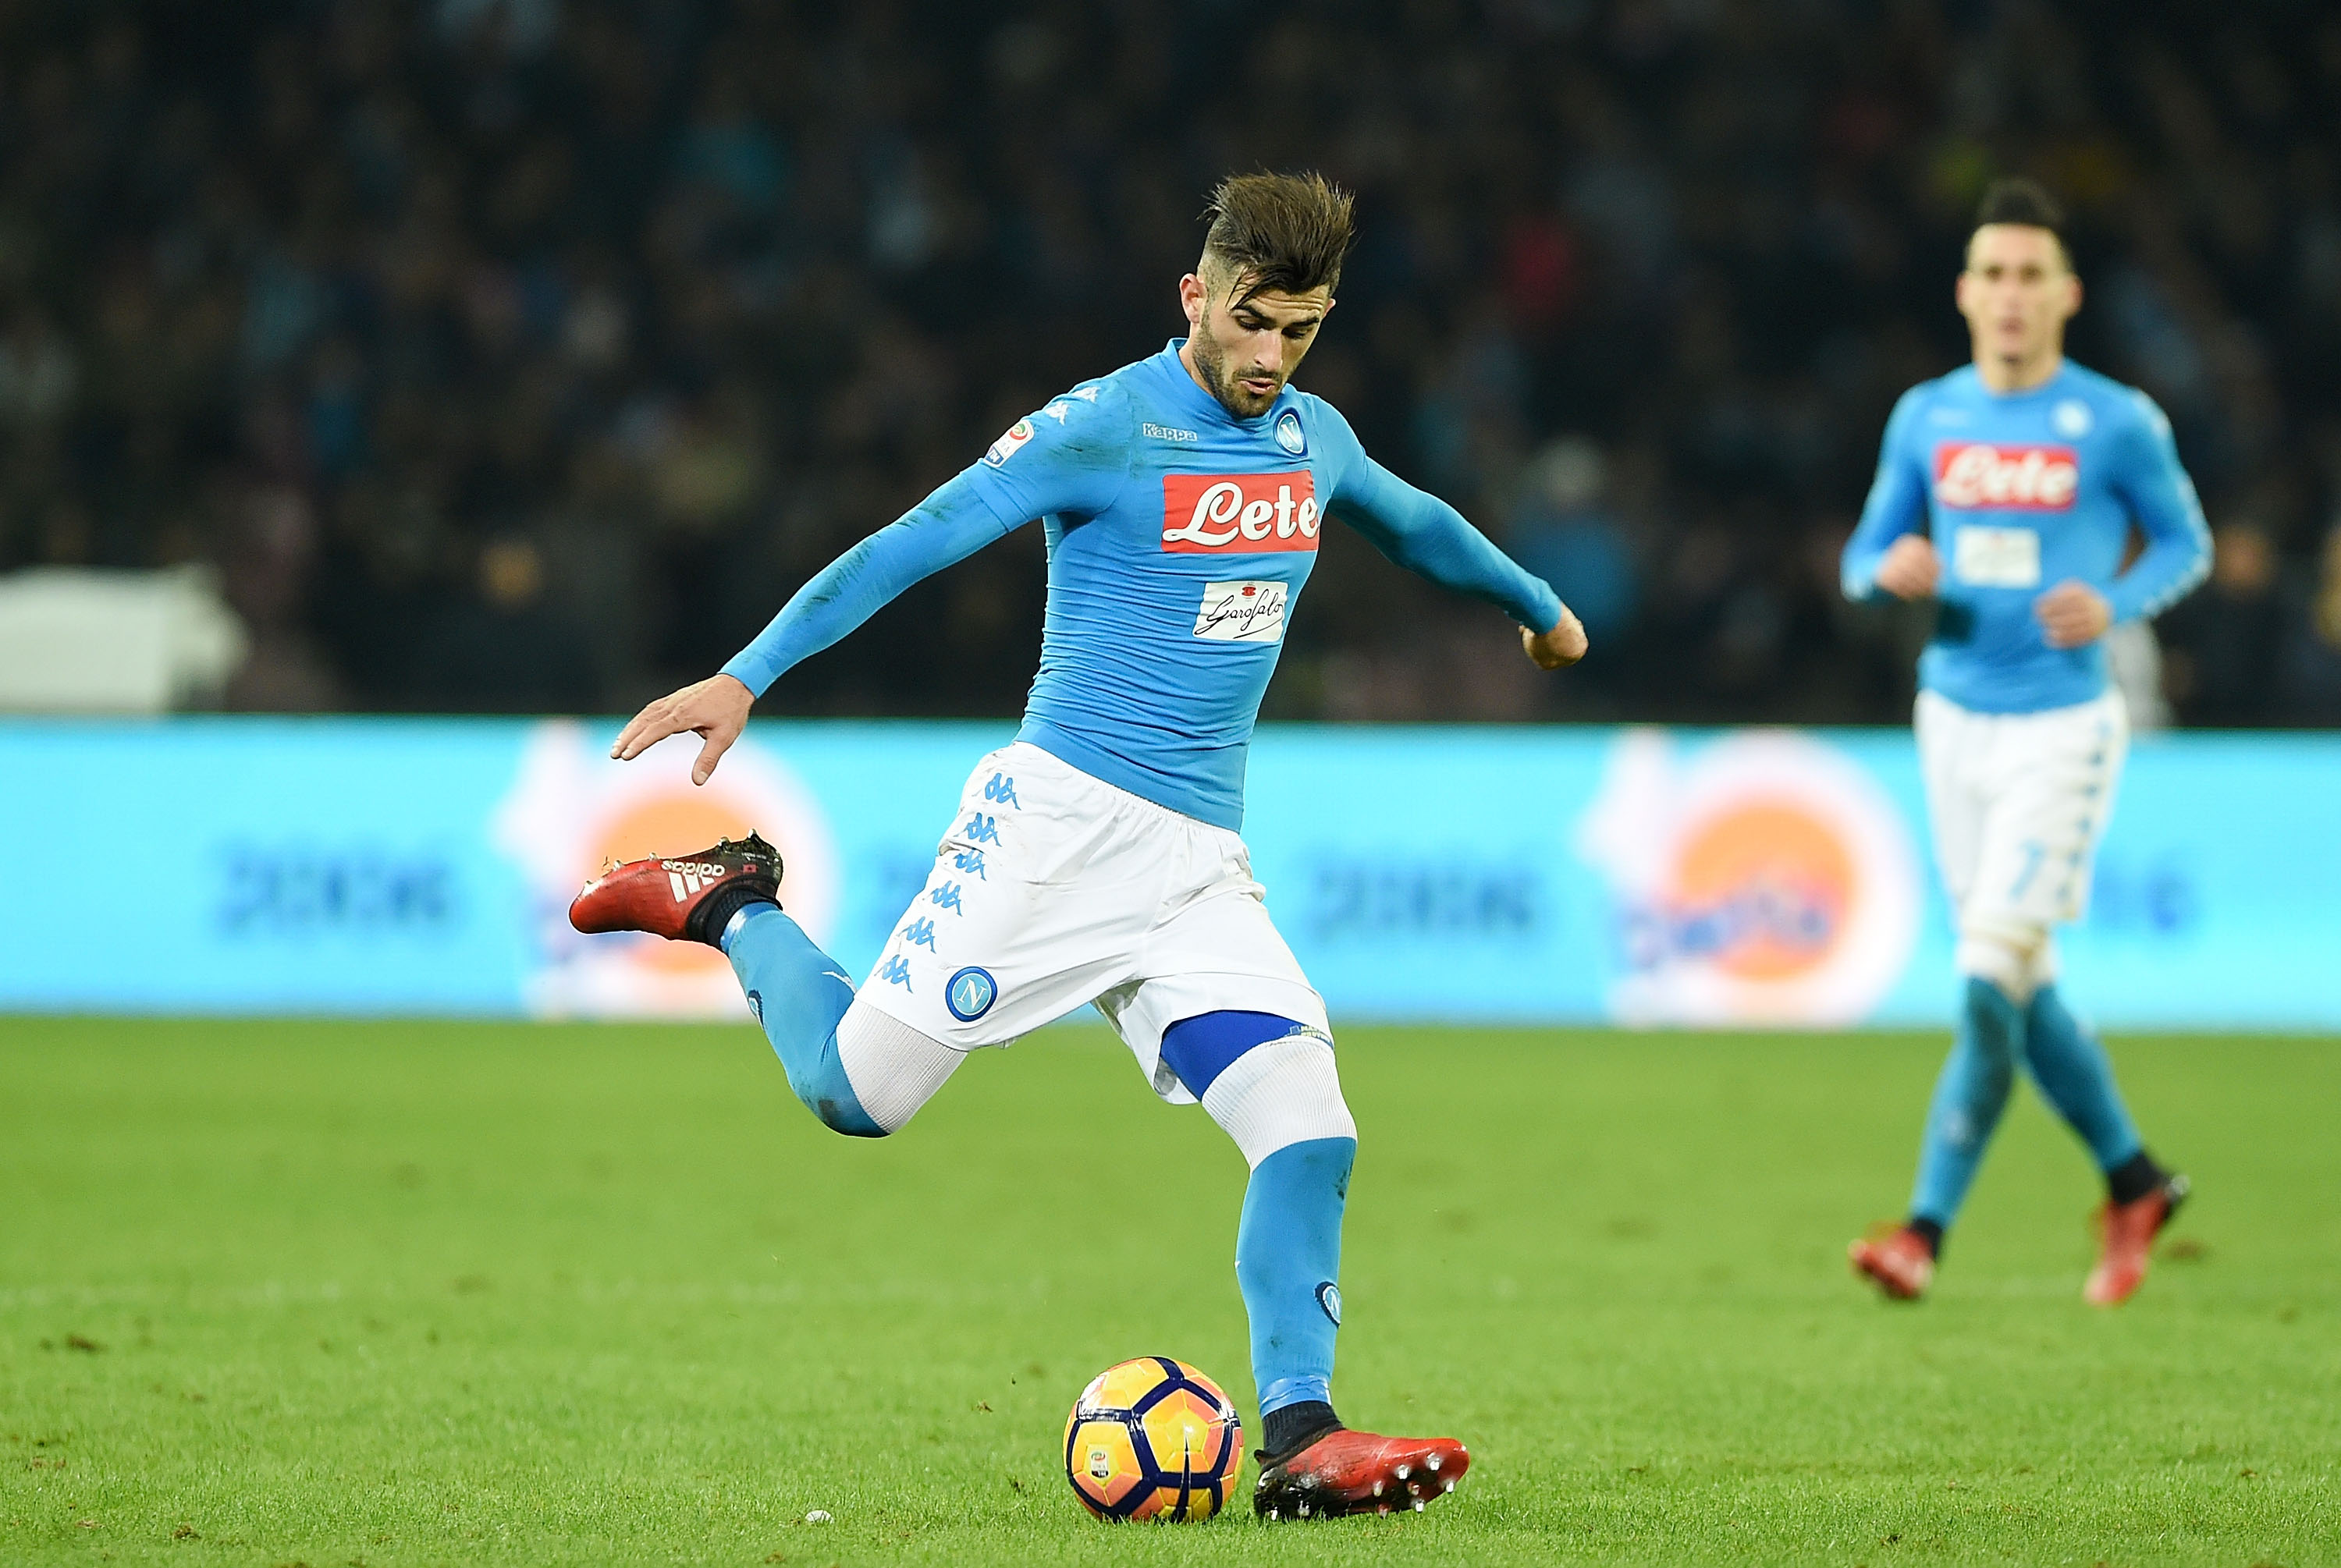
[1062,1357,1243,1522]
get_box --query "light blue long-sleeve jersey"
[723,341,1562,828]
[1840,360,2210,714]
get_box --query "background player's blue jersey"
[1840,360,2210,714]
[723,341,1561,829]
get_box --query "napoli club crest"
[1274,409,1306,456]
[946,965,999,1022]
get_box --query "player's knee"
[830,1001,961,1136]
[1186,1023,1356,1170]
[788,1058,886,1138]
[1956,919,2050,1005]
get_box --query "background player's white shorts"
[1915,688,2127,947]
[853,741,1329,1105]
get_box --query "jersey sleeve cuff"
[1519,579,1564,631]
[719,652,776,698]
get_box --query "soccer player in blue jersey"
[570,172,1588,1517]
[1840,179,2210,1307]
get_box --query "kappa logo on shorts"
[945,965,998,1022]
[878,955,915,991]
[1161,473,1320,552]
[899,916,939,951]
[961,811,1002,845]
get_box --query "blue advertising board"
[1,718,2333,1028]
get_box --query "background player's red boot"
[2084,1172,2188,1307]
[567,832,781,946]
[1849,1225,1936,1300]
[1252,1428,1469,1519]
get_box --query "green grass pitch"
[3,1018,2336,1566]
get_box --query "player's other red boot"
[1252,1428,1469,1520]
[2084,1172,2189,1307]
[1849,1224,1936,1301]
[567,832,782,946]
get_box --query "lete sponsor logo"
[1933,442,2079,509]
[1162,472,1320,552]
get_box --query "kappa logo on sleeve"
[982,418,1036,467]
[1161,472,1320,552]
[1933,443,2079,510]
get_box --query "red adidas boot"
[2084,1172,2189,1307]
[1849,1224,1936,1301]
[567,832,782,945]
[1252,1428,1469,1520]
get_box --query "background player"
[570,172,1588,1517]
[1841,179,2211,1305]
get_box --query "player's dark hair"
[1973,177,2071,264]
[1199,172,1355,303]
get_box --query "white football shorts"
[1915,688,2127,943]
[851,740,1329,1104]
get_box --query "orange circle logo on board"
[495,721,841,1016]
[1669,798,1856,982]
[1575,731,1921,1026]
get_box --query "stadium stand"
[0,0,2336,723]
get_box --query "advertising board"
[2,718,2332,1028]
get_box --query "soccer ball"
[1062,1357,1244,1521]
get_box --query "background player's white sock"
[833,1002,964,1134]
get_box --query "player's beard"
[1191,330,1281,419]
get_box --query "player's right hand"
[610,673,755,786]
[1873,534,1941,599]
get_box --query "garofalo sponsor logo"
[1192,580,1290,642]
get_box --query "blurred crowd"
[3,0,2340,723]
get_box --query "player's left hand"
[1522,605,1589,669]
[2034,580,2112,649]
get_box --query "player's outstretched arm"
[721,470,1014,698]
[609,470,1011,785]
[1332,455,1582,665]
